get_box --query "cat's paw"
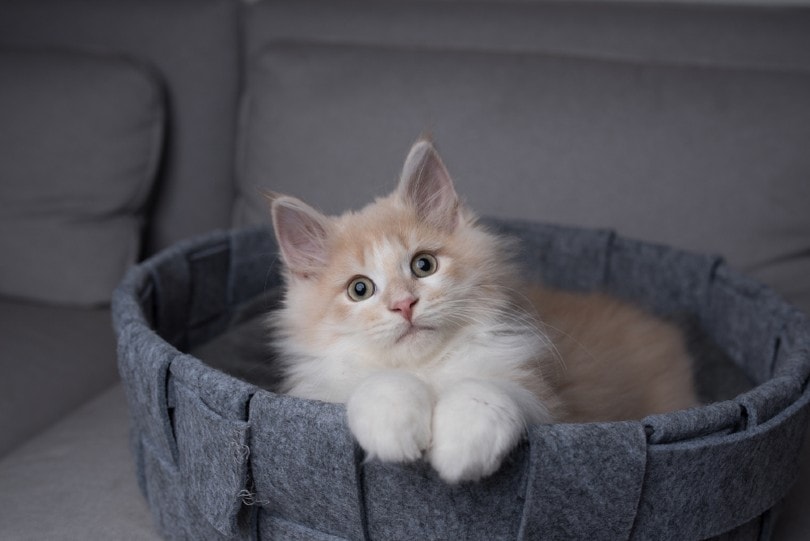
[346,371,433,463]
[429,380,525,483]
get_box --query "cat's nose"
[390,295,418,322]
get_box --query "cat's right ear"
[271,196,331,278]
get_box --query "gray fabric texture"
[0,49,163,305]
[0,297,118,458]
[0,0,240,253]
[636,388,810,538]
[520,422,647,539]
[361,447,527,539]
[250,393,365,540]
[112,220,810,540]
[0,385,160,540]
[236,42,810,318]
[173,377,250,537]
[246,1,810,72]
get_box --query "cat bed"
[112,218,810,540]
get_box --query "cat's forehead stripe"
[368,238,408,272]
[331,200,451,278]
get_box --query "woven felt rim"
[113,219,810,540]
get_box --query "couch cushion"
[0,0,241,253]
[236,42,810,315]
[0,298,119,457]
[0,384,160,540]
[0,49,163,305]
[246,1,810,72]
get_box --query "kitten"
[269,139,697,483]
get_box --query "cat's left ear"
[397,139,460,232]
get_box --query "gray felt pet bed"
[112,218,810,541]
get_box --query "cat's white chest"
[419,324,547,390]
[284,315,547,406]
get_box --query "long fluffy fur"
[269,139,697,482]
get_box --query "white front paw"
[429,380,526,483]
[346,372,433,463]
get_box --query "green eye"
[411,252,438,278]
[347,276,375,301]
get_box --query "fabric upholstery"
[236,43,810,318]
[0,297,118,457]
[246,1,810,71]
[0,385,160,540]
[0,0,241,253]
[0,49,163,305]
[112,222,810,540]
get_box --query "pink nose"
[390,296,418,322]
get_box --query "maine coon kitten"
[269,139,697,483]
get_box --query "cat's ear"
[271,196,331,278]
[397,139,460,231]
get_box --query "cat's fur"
[269,139,697,483]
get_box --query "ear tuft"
[271,196,331,277]
[397,139,459,231]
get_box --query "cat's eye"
[347,276,375,301]
[411,252,438,278]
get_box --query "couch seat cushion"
[0,384,159,540]
[0,298,119,456]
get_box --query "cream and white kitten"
[269,139,697,483]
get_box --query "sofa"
[1,0,809,538]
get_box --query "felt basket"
[112,218,810,541]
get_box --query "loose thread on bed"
[230,439,251,463]
[237,489,268,507]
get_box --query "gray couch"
[1,0,809,538]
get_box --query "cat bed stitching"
[112,218,810,540]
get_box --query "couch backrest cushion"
[237,2,810,315]
[0,50,163,305]
[244,0,810,72]
[0,0,240,253]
